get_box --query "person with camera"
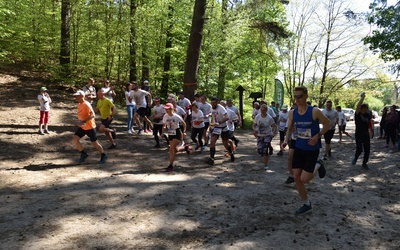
[352,92,372,170]
[37,86,52,134]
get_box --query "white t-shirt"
[252,108,260,118]
[130,89,149,108]
[198,102,212,122]
[226,108,238,131]
[268,107,277,118]
[163,113,184,130]
[175,105,186,118]
[153,104,165,125]
[211,104,228,129]
[254,113,275,137]
[177,97,191,115]
[125,91,135,106]
[338,111,346,126]
[191,109,205,128]
[101,87,114,102]
[322,109,338,130]
[38,94,51,111]
[227,105,239,115]
[278,111,289,131]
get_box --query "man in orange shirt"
[72,90,108,164]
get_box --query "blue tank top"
[293,105,321,150]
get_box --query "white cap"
[73,90,85,96]
[168,94,176,99]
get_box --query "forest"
[0,0,399,110]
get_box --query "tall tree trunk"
[217,0,228,99]
[183,0,207,101]
[161,4,174,97]
[142,49,150,82]
[60,0,71,78]
[129,0,138,81]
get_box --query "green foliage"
[363,1,400,62]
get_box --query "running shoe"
[295,203,312,214]
[98,154,108,164]
[38,130,44,135]
[131,128,135,133]
[206,158,214,165]
[128,130,133,134]
[351,158,357,166]
[195,145,200,150]
[79,152,89,163]
[317,159,326,178]
[165,165,174,172]
[285,176,295,184]
[230,152,235,162]
[264,165,269,170]
[185,145,190,154]
[154,144,160,148]
[137,129,143,135]
[277,150,283,156]
[323,155,327,161]
[235,139,240,148]
[362,163,370,170]
[44,130,50,134]
[111,129,116,139]
[108,144,117,149]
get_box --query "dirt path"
[0,72,399,249]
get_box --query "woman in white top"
[161,103,189,171]
[37,86,52,134]
[125,83,136,133]
[190,103,205,151]
[277,104,289,155]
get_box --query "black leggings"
[191,127,204,146]
[355,133,370,165]
[385,123,397,145]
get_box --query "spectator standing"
[101,80,116,103]
[378,107,388,139]
[37,86,52,134]
[385,105,398,148]
[352,92,372,170]
[142,80,152,133]
[82,78,97,108]
[125,83,136,134]
[277,104,289,156]
[336,106,352,142]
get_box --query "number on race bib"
[213,127,222,135]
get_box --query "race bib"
[297,128,312,139]
[258,127,266,136]
[213,127,222,135]
[168,128,176,135]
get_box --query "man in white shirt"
[198,95,212,147]
[260,99,276,155]
[322,100,338,160]
[226,98,241,147]
[129,81,153,135]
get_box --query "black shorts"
[211,128,230,139]
[74,127,98,142]
[289,139,296,149]
[279,129,287,141]
[324,129,335,144]
[292,148,319,173]
[101,118,113,128]
[168,128,182,141]
[136,107,147,118]
[338,125,346,132]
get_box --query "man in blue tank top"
[282,86,331,214]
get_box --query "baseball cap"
[73,90,85,96]
[281,104,288,110]
[40,86,47,91]
[254,102,260,105]
[144,80,149,84]
[164,103,174,109]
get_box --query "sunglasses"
[294,94,304,99]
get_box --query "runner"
[198,95,212,148]
[322,100,338,160]
[161,103,188,172]
[252,104,277,169]
[282,86,330,214]
[284,103,298,184]
[82,78,97,108]
[259,99,277,155]
[226,98,241,147]
[151,97,168,148]
[95,89,117,149]
[336,106,352,142]
[72,90,107,164]
[190,103,205,152]
[129,81,153,135]
[277,104,289,156]
[205,97,235,165]
[220,100,238,156]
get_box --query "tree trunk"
[183,0,207,101]
[129,0,138,82]
[217,0,228,99]
[142,49,150,82]
[161,4,174,98]
[60,0,71,77]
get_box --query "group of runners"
[38,79,378,214]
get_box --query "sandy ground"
[0,72,399,249]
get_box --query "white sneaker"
[128,130,133,134]
[130,128,135,133]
